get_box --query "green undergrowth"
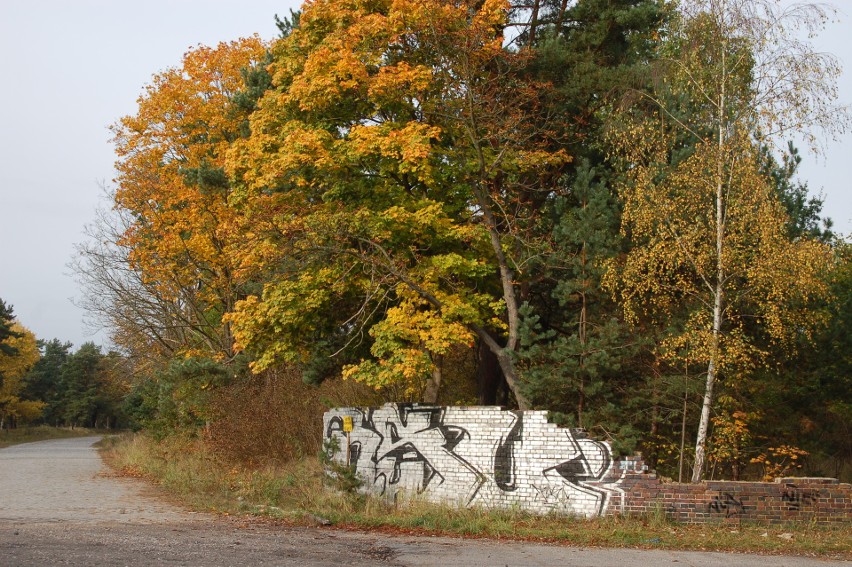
[99,433,852,559]
[0,425,106,449]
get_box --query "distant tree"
[0,323,44,429]
[57,343,123,429]
[0,299,21,358]
[0,323,39,383]
[760,142,834,243]
[22,339,72,425]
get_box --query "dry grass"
[100,432,852,559]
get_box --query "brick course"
[616,472,852,525]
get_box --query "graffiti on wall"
[324,404,626,517]
[707,492,745,517]
[782,485,820,511]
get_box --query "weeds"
[642,501,673,529]
[319,436,364,494]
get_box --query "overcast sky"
[1,0,850,350]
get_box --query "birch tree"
[606,0,846,482]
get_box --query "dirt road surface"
[0,437,847,566]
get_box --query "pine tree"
[519,161,641,448]
[0,299,21,358]
[22,339,72,425]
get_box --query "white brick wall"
[323,403,626,517]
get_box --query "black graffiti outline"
[365,405,445,494]
[357,404,488,503]
[542,432,614,516]
[532,483,572,505]
[494,411,523,491]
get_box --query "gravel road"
[0,437,847,566]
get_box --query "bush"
[206,366,380,466]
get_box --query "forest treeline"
[8,0,845,482]
[0,300,128,430]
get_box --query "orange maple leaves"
[112,37,268,358]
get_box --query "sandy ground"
[0,436,847,566]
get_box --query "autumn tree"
[0,323,44,429]
[106,37,269,361]
[74,205,210,373]
[742,241,852,480]
[225,0,572,407]
[605,0,846,481]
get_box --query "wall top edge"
[326,403,558,414]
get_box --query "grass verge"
[99,432,852,559]
[0,425,105,449]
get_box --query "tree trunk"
[528,0,541,45]
[470,181,530,410]
[477,342,503,405]
[495,349,530,409]
[692,198,726,479]
[577,237,588,428]
[693,66,727,482]
[423,353,443,403]
[556,0,570,30]
[679,360,689,484]
[473,331,530,409]
[693,355,717,482]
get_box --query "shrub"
[206,366,380,466]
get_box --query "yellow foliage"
[606,126,833,376]
[750,445,809,482]
[340,285,476,398]
[706,409,760,477]
[220,0,563,412]
[0,323,44,426]
[0,323,39,378]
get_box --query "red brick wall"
[611,461,852,525]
